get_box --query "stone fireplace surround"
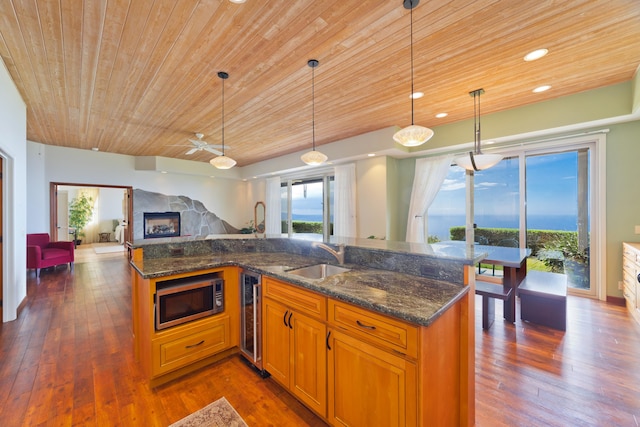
[133,189,238,241]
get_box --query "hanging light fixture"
[454,88,503,171]
[393,0,434,148]
[301,59,328,166]
[210,71,237,170]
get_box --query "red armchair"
[27,233,75,277]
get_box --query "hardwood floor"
[2,253,640,426]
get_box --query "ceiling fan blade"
[188,138,209,146]
[204,146,223,156]
[186,148,198,155]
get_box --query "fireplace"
[144,212,181,239]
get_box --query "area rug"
[93,245,125,254]
[169,397,248,427]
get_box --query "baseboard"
[606,296,625,306]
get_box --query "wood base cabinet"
[263,278,328,418]
[328,329,417,426]
[131,262,240,385]
[263,276,471,427]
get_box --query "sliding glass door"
[428,140,596,296]
[525,147,592,294]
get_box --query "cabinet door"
[263,297,290,385]
[328,330,417,427]
[290,312,327,417]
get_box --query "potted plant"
[69,193,94,245]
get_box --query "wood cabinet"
[263,276,470,427]
[328,329,417,427]
[131,263,240,386]
[263,277,328,417]
[152,314,231,377]
[328,300,419,426]
[622,243,640,325]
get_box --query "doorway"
[50,183,133,246]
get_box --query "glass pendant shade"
[210,155,237,169]
[301,149,328,165]
[455,152,503,171]
[393,124,434,147]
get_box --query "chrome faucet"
[313,242,346,265]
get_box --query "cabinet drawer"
[622,257,639,276]
[623,244,640,264]
[263,277,326,320]
[152,315,230,376]
[329,300,418,359]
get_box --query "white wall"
[356,156,388,239]
[0,57,27,322]
[27,142,253,235]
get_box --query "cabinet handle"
[185,340,205,349]
[326,331,332,350]
[356,320,376,330]
[288,312,293,329]
[283,310,289,327]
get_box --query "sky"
[283,150,586,226]
[430,151,582,218]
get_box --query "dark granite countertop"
[131,252,469,327]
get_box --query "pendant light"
[301,59,328,165]
[210,71,237,170]
[393,0,434,147]
[454,88,503,171]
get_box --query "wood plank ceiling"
[0,0,639,167]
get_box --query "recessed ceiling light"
[533,85,551,93]
[229,0,246,3]
[524,48,548,62]
[160,171,168,174]
[435,112,448,118]
[367,153,376,157]
[410,92,424,99]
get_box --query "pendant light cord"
[410,2,415,126]
[474,90,479,154]
[312,63,316,151]
[218,71,229,156]
[221,77,225,155]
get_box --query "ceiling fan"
[180,133,226,156]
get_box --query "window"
[281,176,334,239]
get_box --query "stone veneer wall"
[133,189,239,241]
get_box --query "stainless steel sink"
[286,263,351,280]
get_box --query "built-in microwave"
[155,274,224,330]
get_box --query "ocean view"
[288,213,580,241]
[429,214,580,241]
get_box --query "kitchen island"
[130,237,482,426]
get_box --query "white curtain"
[265,177,282,235]
[334,164,356,237]
[406,155,454,243]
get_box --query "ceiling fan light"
[455,152,503,171]
[210,155,237,169]
[393,124,434,147]
[301,150,328,166]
